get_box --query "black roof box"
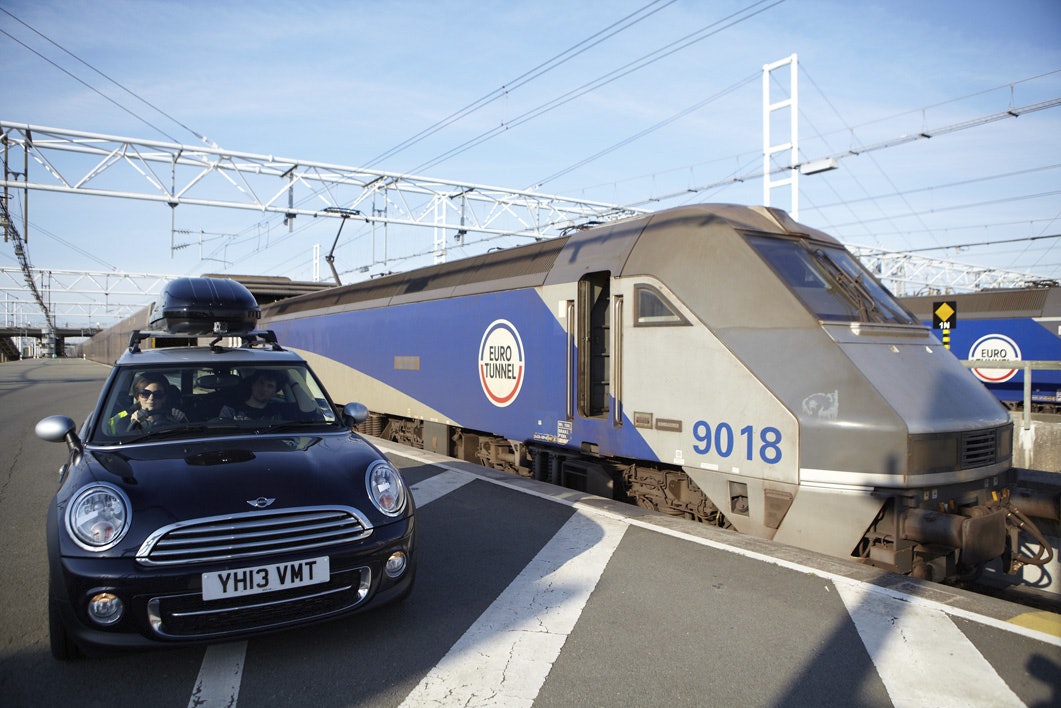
[149,277,261,335]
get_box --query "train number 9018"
[692,421,783,464]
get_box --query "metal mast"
[763,54,799,218]
[0,197,55,346]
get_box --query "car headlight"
[366,460,407,517]
[65,483,131,551]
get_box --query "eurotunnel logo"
[969,333,1021,384]
[478,319,525,407]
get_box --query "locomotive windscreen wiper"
[810,247,886,323]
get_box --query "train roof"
[261,204,839,320]
[200,273,330,304]
[899,286,1061,320]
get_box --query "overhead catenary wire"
[825,189,1061,229]
[890,232,1061,255]
[232,94,1061,280]
[623,96,1061,209]
[570,69,1061,204]
[0,26,180,143]
[0,7,217,148]
[223,1,784,270]
[796,65,945,253]
[233,0,683,268]
[2,3,1055,287]
[406,0,788,176]
[530,71,760,189]
[362,0,679,169]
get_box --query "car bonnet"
[80,433,391,522]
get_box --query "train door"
[578,271,615,420]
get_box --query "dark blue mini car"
[36,278,415,659]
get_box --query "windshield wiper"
[810,248,885,323]
[119,423,247,444]
[120,425,209,444]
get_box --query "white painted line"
[835,582,1024,708]
[187,641,246,708]
[621,514,1061,647]
[400,510,628,707]
[410,468,476,507]
[186,464,465,707]
[371,438,1061,647]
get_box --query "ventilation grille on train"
[137,507,372,566]
[960,428,998,468]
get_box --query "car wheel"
[49,596,82,661]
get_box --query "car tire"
[49,596,82,661]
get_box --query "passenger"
[219,370,285,421]
[108,373,188,433]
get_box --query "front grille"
[961,428,997,468]
[147,566,371,638]
[137,506,373,566]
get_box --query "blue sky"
[2,0,1060,323]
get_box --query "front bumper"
[50,515,415,651]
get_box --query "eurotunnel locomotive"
[260,204,1059,583]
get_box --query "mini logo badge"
[478,319,525,407]
[247,497,276,509]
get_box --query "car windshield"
[91,363,339,444]
[747,235,918,325]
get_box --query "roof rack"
[128,329,180,353]
[233,330,283,351]
[127,329,283,353]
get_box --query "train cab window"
[634,285,688,326]
[747,235,917,325]
[825,247,918,324]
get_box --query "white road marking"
[186,466,464,708]
[410,468,476,506]
[188,641,246,708]
[835,581,1024,708]
[399,510,628,707]
[616,512,1061,647]
[376,439,1061,648]
[188,441,1056,706]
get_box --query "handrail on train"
[962,360,1061,430]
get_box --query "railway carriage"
[262,204,1058,582]
[900,286,1061,411]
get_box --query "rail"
[962,360,1061,429]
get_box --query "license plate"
[202,556,330,601]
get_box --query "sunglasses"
[137,388,165,399]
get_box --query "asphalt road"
[1,358,1058,707]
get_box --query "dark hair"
[249,370,284,386]
[133,372,169,393]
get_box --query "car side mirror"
[36,415,83,456]
[341,402,369,428]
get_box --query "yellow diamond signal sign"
[933,301,957,330]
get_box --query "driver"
[108,372,188,433]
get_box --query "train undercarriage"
[360,412,1059,586]
[1003,400,1061,416]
